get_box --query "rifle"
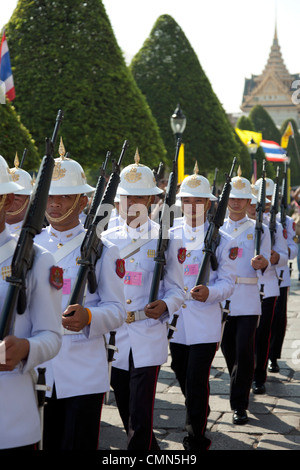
[280,161,288,231]
[148,137,181,303]
[269,166,280,247]
[65,140,129,311]
[207,167,218,222]
[153,162,164,184]
[194,157,237,287]
[19,148,28,168]
[84,151,111,230]
[0,109,64,339]
[254,160,266,257]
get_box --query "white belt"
[235,276,258,285]
[126,310,148,323]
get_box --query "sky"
[1,0,299,114]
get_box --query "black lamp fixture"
[170,103,186,141]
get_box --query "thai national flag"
[260,140,288,162]
[0,31,15,101]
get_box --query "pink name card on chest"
[124,271,143,286]
[184,264,199,275]
[62,278,71,295]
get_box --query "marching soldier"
[0,155,62,450]
[35,141,126,450]
[103,150,185,450]
[169,170,237,451]
[248,178,288,393]
[6,153,33,236]
[268,201,298,372]
[221,169,270,425]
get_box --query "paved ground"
[99,258,300,451]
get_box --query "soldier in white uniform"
[268,206,298,372]
[247,179,288,394]
[6,153,33,236]
[0,155,62,450]
[103,151,185,450]
[221,169,270,425]
[35,142,126,450]
[169,170,237,451]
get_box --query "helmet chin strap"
[46,194,81,223]
[228,200,249,214]
[0,195,7,212]
[7,198,29,216]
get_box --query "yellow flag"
[235,128,262,146]
[178,143,185,184]
[281,121,294,149]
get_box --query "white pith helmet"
[10,153,33,195]
[117,148,163,196]
[254,177,274,199]
[48,138,95,195]
[251,176,271,203]
[177,162,217,200]
[229,166,252,199]
[0,154,24,195]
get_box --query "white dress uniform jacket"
[222,216,271,317]
[35,223,126,398]
[256,214,288,298]
[103,218,185,370]
[275,214,298,288]
[169,220,237,345]
[0,225,62,449]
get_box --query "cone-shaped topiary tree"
[5,0,166,182]
[0,100,39,171]
[130,14,243,180]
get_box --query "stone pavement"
[99,258,300,451]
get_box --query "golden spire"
[58,137,66,159]
[237,165,242,177]
[134,148,140,165]
[14,152,19,168]
[193,161,199,174]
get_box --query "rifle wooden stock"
[254,160,266,256]
[148,138,181,303]
[0,109,63,339]
[66,140,129,310]
[195,157,237,287]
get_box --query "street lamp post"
[247,138,258,180]
[170,103,186,142]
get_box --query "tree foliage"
[0,100,39,171]
[5,0,166,183]
[129,14,245,181]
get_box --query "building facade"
[241,27,300,129]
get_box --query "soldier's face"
[181,196,210,225]
[119,195,153,227]
[6,194,30,224]
[228,198,250,214]
[47,194,87,230]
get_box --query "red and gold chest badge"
[177,247,187,264]
[283,228,288,239]
[229,247,239,260]
[116,259,125,278]
[49,266,64,290]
